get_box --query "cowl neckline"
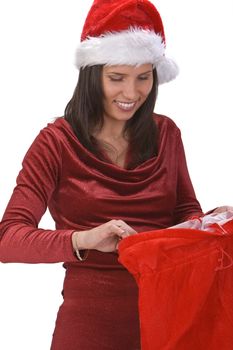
[52,114,175,184]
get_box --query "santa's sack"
[118,212,233,350]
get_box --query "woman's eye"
[138,76,149,80]
[109,76,123,82]
[107,75,151,82]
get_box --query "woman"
[0,0,207,349]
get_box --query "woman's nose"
[122,81,138,100]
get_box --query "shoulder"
[23,117,74,161]
[40,117,73,140]
[152,112,180,130]
[152,113,181,137]
[33,117,89,163]
[32,117,77,151]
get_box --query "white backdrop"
[0,1,232,349]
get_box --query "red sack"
[118,213,233,350]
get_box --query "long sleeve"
[0,116,204,264]
[173,130,203,223]
[0,126,76,263]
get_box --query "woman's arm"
[0,126,77,263]
[0,124,137,263]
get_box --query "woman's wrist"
[72,231,86,250]
[72,231,89,261]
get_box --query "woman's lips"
[114,100,137,111]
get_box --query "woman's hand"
[72,220,137,253]
[213,206,233,214]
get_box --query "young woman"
[0,1,218,349]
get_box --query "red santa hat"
[75,0,179,84]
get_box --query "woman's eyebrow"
[138,70,153,75]
[107,70,153,75]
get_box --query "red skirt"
[50,258,141,350]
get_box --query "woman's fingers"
[112,219,137,237]
[76,219,137,253]
[213,206,233,214]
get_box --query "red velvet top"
[0,114,202,265]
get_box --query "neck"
[93,119,129,168]
[94,119,127,142]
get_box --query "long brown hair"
[64,65,158,169]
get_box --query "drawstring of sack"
[215,248,233,271]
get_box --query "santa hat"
[75,0,179,84]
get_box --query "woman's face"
[102,64,154,124]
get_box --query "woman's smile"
[114,100,138,112]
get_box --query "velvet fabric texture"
[118,220,233,350]
[80,0,165,42]
[0,114,202,264]
[0,114,202,349]
[50,264,141,350]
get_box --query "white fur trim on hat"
[75,28,179,84]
